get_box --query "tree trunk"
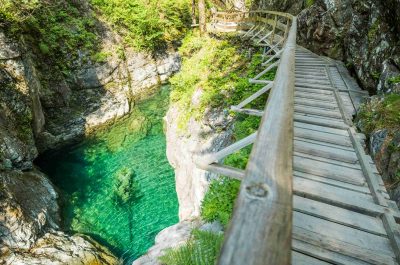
[192,0,197,25]
[198,0,207,35]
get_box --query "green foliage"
[159,229,224,265]
[91,51,110,63]
[38,42,50,54]
[368,19,380,43]
[389,76,400,84]
[112,167,139,205]
[170,33,273,132]
[357,94,400,135]
[305,0,315,7]
[0,0,40,26]
[201,177,240,226]
[90,0,191,51]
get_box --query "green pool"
[36,86,179,263]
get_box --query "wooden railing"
[197,11,297,265]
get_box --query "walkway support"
[217,17,296,265]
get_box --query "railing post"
[217,17,297,265]
[270,14,278,45]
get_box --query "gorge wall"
[0,2,180,263]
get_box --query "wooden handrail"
[217,17,297,265]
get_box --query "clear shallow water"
[36,86,179,263]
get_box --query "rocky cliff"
[0,3,180,264]
[0,169,117,264]
[165,101,234,220]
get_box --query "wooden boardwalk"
[198,10,400,265]
[290,47,400,265]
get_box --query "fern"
[159,230,224,265]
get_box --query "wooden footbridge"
[196,10,400,265]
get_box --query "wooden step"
[295,92,334,102]
[294,114,348,130]
[294,126,352,147]
[295,99,337,109]
[294,105,342,119]
[294,139,358,164]
[293,211,396,264]
[294,155,365,185]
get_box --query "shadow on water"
[35,86,179,264]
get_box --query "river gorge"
[35,86,179,264]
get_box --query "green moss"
[91,51,110,63]
[357,94,400,135]
[371,72,380,80]
[368,19,380,43]
[305,0,315,7]
[389,76,400,84]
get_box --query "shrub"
[90,0,191,51]
[357,94,400,135]
[201,177,241,227]
[159,229,224,265]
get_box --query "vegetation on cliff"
[163,28,276,263]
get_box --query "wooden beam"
[232,82,273,109]
[218,17,297,265]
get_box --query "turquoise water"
[36,86,179,263]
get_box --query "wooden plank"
[295,92,334,102]
[294,134,353,150]
[294,151,362,171]
[294,121,349,136]
[292,251,332,265]
[218,17,297,265]
[232,108,264,116]
[200,133,257,166]
[294,126,352,147]
[233,82,273,110]
[293,212,396,263]
[294,171,370,194]
[294,114,349,130]
[293,176,400,220]
[295,78,331,86]
[294,155,365,185]
[295,87,333,95]
[294,139,358,164]
[295,105,342,119]
[294,196,387,236]
[201,163,245,180]
[293,240,372,265]
[295,99,337,109]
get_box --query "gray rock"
[377,60,400,94]
[199,221,224,233]
[165,103,234,220]
[2,232,118,265]
[0,169,59,249]
[0,31,20,59]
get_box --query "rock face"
[0,169,118,265]
[165,101,234,220]
[0,32,41,170]
[255,0,400,95]
[0,2,180,263]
